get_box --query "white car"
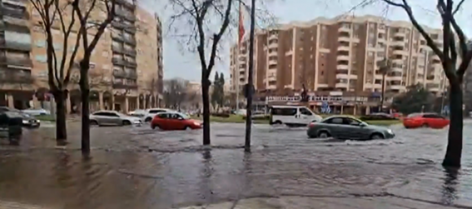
[128,109,146,118]
[22,108,51,116]
[143,108,172,122]
[269,105,322,127]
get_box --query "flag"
[238,2,245,44]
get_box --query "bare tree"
[167,0,276,145]
[30,0,83,143]
[382,0,471,168]
[335,0,471,167]
[163,79,188,110]
[71,0,117,154]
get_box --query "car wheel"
[370,133,384,140]
[90,120,98,126]
[152,124,161,130]
[272,120,282,125]
[317,131,330,138]
[122,120,131,126]
[145,117,152,122]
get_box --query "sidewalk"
[179,196,462,209]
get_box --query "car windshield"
[178,113,190,119]
[407,113,422,118]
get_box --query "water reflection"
[1,123,472,208]
[441,167,460,205]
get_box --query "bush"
[211,113,231,118]
[243,114,270,120]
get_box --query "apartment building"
[230,15,447,113]
[0,0,163,113]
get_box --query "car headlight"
[193,122,201,126]
[387,129,393,134]
[22,120,28,124]
[36,120,41,123]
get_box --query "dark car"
[0,106,40,128]
[359,112,397,121]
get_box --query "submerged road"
[0,122,471,208]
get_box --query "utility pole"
[244,0,256,152]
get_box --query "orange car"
[403,113,449,129]
[151,112,202,130]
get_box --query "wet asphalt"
[0,122,472,208]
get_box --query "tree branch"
[206,0,234,78]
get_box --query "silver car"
[307,115,395,140]
[89,110,142,126]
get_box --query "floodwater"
[0,122,472,208]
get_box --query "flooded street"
[1,122,472,208]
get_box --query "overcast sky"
[142,0,472,82]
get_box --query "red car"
[151,112,202,130]
[403,113,450,129]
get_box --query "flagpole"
[236,43,240,111]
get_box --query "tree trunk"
[442,82,463,168]
[79,63,91,155]
[81,88,91,154]
[202,78,211,145]
[53,90,67,144]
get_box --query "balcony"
[336,74,349,79]
[2,40,31,51]
[338,36,350,42]
[112,82,138,89]
[0,70,33,84]
[392,49,408,56]
[336,64,348,70]
[1,7,30,19]
[336,55,349,61]
[268,60,277,65]
[116,8,136,22]
[0,55,33,68]
[394,31,406,38]
[113,70,137,79]
[112,21,136,33]
[335,82,348,88]
[116,0,136,9]
[112,45,124,53]
[124,60,137,68]
[3,16,29,27]
[390,40,404,46]
[123,37,136,46]
[388,84,405,91]
[124,48,137,57]
[338,27,350,33]
[111,33,125,42]
[388,75,403,81]
[337,45,349,51]
[112,57,125,65]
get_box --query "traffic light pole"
[244,0,256,152]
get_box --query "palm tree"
[378,58,392,111]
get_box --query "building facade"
[0,0,163,113]
[229,15,447,111]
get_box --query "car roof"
[94,110,119,114]
[322,115,359,121]
[271,105,304,108]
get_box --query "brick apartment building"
[229,15,447,114]
[0,0,163,113]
